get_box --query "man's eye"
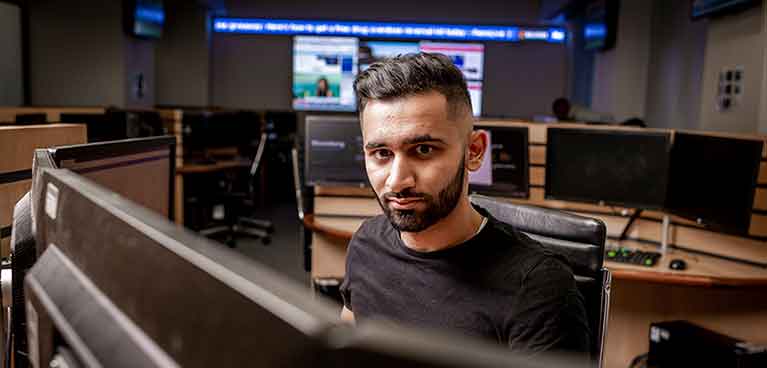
[373,150,392,160]
[416,145,433,156]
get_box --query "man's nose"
[385,156,415,193]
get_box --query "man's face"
[361,91,469,232]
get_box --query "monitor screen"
[691,0,757,19]
[419,42,484,116]
[359,40,420,71]
[545,128,671,209]
[583,0,618,51]
[293,36,358,112]
[469,125,529,198]
[127,0,165,39]
[304,115,367,186]
[48,136,176,220]
[665,132,763,236]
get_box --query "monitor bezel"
[48,135,177,221]
[469,124,530,198]
[544,127,672,210]
[304,114,369,188]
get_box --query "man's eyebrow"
[365,141,387,150]
[402,134,446,145]
[364,135,446,150]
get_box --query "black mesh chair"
[199,132,275,246]
[470,194,611,368]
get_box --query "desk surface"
[304,215,767,287]
[176,160,251,174]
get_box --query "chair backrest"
[470,194,610,367]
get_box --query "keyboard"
[605,246,661,267]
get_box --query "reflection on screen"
[293,36,358,111]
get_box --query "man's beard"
[376,159,466,233]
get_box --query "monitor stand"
[619,210,671,254]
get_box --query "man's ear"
[467,130,488,172]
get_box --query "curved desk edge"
[303,214,355,241]
[304,214,767,288]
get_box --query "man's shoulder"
[355,214,393,237]
[349,215,394,250]
[484,218,575,278]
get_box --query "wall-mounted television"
[583,0,619,51]
[293,36,359,112]
[124,0,165,39]
[691,0,759,19]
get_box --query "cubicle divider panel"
[0,107,106,123]
[158,109,185,225]
[0,124,87,257]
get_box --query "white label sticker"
[650,326,660,343]
[45,183,59,220]
[213,204,225,220]
[26,300,39,368]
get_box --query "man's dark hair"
[354,52,472,120]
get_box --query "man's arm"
[341,306,356,324]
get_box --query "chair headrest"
[470,194,606,276]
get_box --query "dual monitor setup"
[13,137,582,367]
[292,36,485,116]
[305,116,764,238]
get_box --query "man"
[340,53,590,355]
[552,97,614,124]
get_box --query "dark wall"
[644,0,706,130]
[210,0,568,118]
[156,1,211,107]
[28,0,126,106]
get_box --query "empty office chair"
[200,132,275,246]
[470,194,611,368]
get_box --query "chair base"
[199,221,272,247]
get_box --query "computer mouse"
[669,259,687,271]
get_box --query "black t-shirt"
[340,206,591,354]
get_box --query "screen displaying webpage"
[293,36,358,111]
[359,41,420,71]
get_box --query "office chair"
[199,132,275,246]
[470,194,611,368]
[292,147,315,274]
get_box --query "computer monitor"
[293,36,359,112]
[26,168,340,367]
[328,321,586,368]
[469,125,529,198]
[358,40,420,71]
[47,136,176,220]
[59,112,118,142]
[60,109,165,142]
[182,110,261,160]
[545,127,671,209]
[304,115,367,187]
[664,132,763,236]
[419,41,485,117]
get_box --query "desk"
[303,217,767,368]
